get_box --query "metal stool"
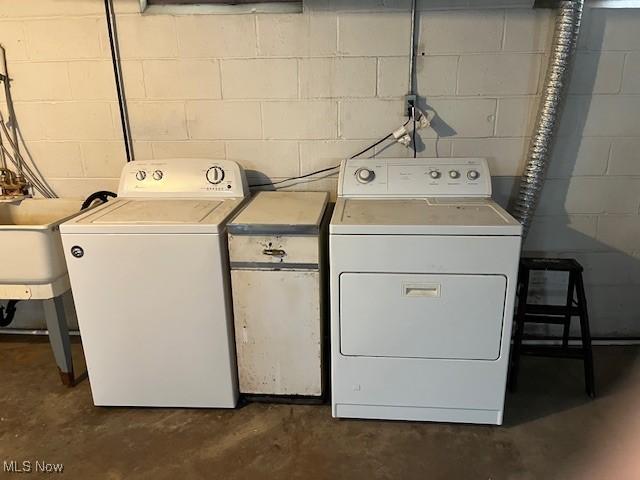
[509,257,595,398]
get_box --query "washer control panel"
[206,166,225,184]
[119,159,249,198]
[338,157,491,198]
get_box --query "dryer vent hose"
[512,0,584,238]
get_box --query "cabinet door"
[340,273,506,361]
[232,269,322,395]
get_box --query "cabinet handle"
[262,248,286,258]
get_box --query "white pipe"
[0,329,80,336]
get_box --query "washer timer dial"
[206,166,225,185]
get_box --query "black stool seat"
[509,257,596,398]
[519,257,583,272]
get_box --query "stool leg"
[509,268,529,392]
[576,274,596,398]
[562,272,575,350]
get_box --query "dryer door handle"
[403,283,441,298]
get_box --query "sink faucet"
[0,167,28,197]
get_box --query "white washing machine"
[330,157,522,424]
[61,159,248,408]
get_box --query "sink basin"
[0,199,84,284]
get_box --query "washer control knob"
[135,170,146,181]
[467,169,480,180]
[449,170,461,179]
[206,166,225,185]
[355,168,375,184]
[429,170,441,179]
[152,170,163,181]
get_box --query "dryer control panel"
[338,157,492,198]
[118,159,249,198]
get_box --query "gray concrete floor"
[1,338,639,479]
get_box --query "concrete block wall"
[0,0,639,336]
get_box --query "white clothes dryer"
[330,157,522,424]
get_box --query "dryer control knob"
[467,169,480,180]
[152,170,163,181]
[449,170,461,179]
[355,168,375,184]
[135,170,146,181]
[429,170,441,179]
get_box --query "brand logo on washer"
[70,246,84,258]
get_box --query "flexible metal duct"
[513,0,584,237]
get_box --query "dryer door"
[340,273,506,360]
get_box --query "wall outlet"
[405,94,417,118]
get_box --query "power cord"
[249,164,341,189]
[249,119,411,189]
[412,106,417,158]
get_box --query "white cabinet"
[228,191,328,398]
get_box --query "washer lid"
[330,198,522,236]
[60,198,245,234]
[90,200,222,224]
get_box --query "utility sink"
[0,198,85,388]
[0,199,84,285]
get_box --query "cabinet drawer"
[228,234,319,266]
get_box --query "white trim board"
[1,331,639,346]
[523,339,640,346]
[589,0,640,7]
[140,1,302,15]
